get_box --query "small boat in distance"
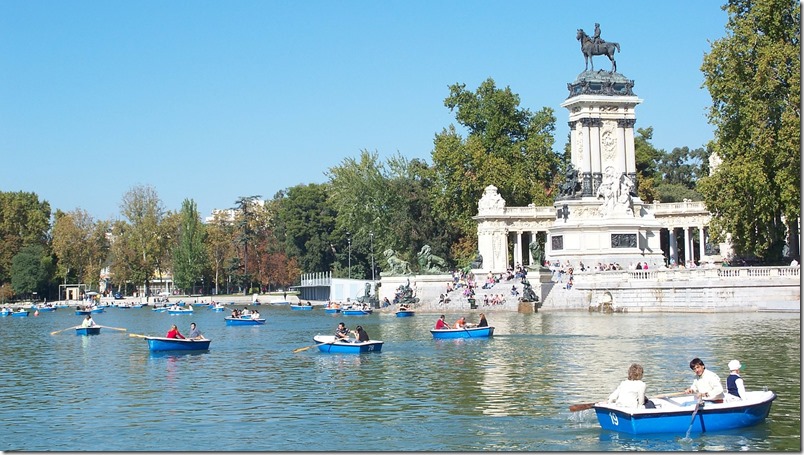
[430,326,494,339]
[312,335,383,354]
[12,310,30,317]
[290,304,314,311]
[224,317,266,326]
[395,309,415,317]
[593,390,776,435]
[167,305,194,315]
[144,336,211,352]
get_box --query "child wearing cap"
[726,359,747,401]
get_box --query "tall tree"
[205,210,236,295]
[51,209,110,286]
[172,199,208,293]
[233,195,261,293]
[10,244,53,298]
[698,0,801,261]
[432,78,559,264]
[274,184,338,275]
[0,191,51,284]
[117,185,165,298]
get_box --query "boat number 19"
[608,412,619,426]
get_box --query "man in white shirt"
[685,357,724,401]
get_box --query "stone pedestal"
[379,274,451,305]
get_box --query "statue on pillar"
[576,24,620,72]
[558,164,581,199]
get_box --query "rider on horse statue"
[592,23,606,53]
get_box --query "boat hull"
[341,309,372,316]
[324,308,340,314]
[224,317,266,326]
[290,305,314,311]
[594,391,776,434]
[313,335,383,353]
[12,311,29,317]
[395,311,415,317]
[75,310,91,315]
[75,326,102,336]
[430,326,494,339]
[145,336,211,351]
[168,310,193,315]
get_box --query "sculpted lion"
[383,249,413,275]
[417,244,448,273]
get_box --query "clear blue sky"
[1,0,728,221]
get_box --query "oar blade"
[569,402,596,412]
[128,333,148,338]
[292,345,315,353]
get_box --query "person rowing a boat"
[434,315,450,330]
[187,322,204,340]
[166,324,185,339]
[685,357,724,402]
[607,363,649,408]
[335,322,350,341]
[81,314,97,328]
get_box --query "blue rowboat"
[167,307,193,315]
[341,309,373,316]
[75,326,102,336]
[290,304,314,311]
[75,309,91,315]
[430,326,494,339]
[89,307,104,314]
[593,390,776,435]
[210,306,226,312]
[0,310,10,317]
[35,306,56,312]
[395,310,415,317]
[152,307,167,312]
[12,311,29,318]
[324,307,341,314]
[312,335,383,354]
[145,336,211,352]
[224,317,266,326]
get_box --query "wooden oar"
[293,339,340,353]
[568,391,688,412]
[98,325,127,332]
[128,333,149,338]
[682,397,703,440]
[50,326,78,336]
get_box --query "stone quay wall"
[541,266,800,313]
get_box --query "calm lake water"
[0,304,799,452]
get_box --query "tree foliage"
[171,199,208,292]
[11,244,53,297]
[0,191,51,284]
[51,209,110,285]
[116,185,165,293]
[698,0,801,260]
[432,78,559,264]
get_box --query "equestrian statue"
[576,23,620,72]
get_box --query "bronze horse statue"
[576,29,620,72]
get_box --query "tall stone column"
[669,228,678,265]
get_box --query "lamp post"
[346,231,352,279]
[370,231,375,282]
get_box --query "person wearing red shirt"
[434,314,450,330]
[166,324,185,339]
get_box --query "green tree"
[172,199,208,293]
[51,209,110,286]
[233,195,261,293]
[0,191,51,284]
[698,0,801,261]
[653,146,708,202]
[117,185,165,297]
[432,78,559,264]
[274,184,338,275]
[205,210,236,295]
[633,127,663,203]
[10,244,53,298]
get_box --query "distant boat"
[341,308,373,316]
[0,309,10,317]
[167,306,194,315]
[312,335,383,354]
[12,310,29,318]
[395,310,415,317]
[224,317,266,326]
[324,307,340,314]
[33,305,56,312]
[430,326,494,339]
[290,304,314,311]
[75,309,92,315]
[75,326,102,336]
[145,336,211,352]
[89,307,104,314]
[594,391,776,435]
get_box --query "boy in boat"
[81,314,97,328]
[187,322,204,340]
[434,315,450,330]
[335,322,350,341]
[685,357,724,401]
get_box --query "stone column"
[669,228,678,266]
[514,232,523,268]
[698,226,706,262]
[684,227,692,265]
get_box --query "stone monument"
[548,24,664,267]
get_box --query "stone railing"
[574,266,800,283]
